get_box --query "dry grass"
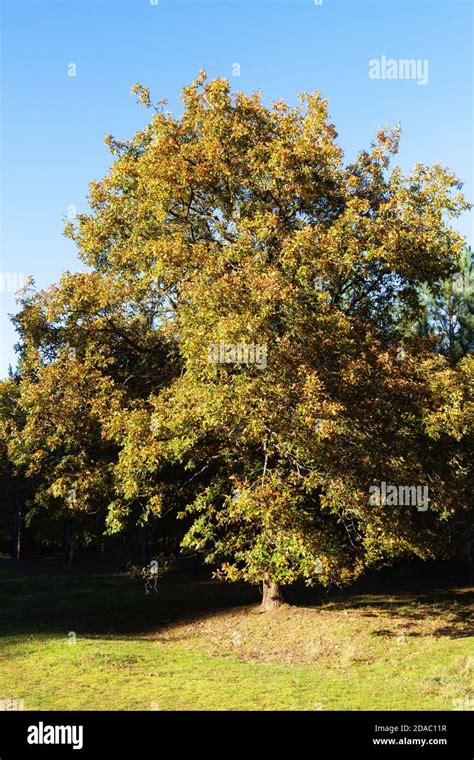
[155,587,473,666]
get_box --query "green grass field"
[0,559,472,711]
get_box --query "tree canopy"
[1,73,472,608]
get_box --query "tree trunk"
[261,578,285,611]
[12,490,22,560]
[63,524,75,567]
[141,526,149,566]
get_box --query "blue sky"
[1,0,472,376]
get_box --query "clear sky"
[1,0,472,376]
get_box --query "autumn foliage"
[1,73,472,606]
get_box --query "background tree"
[416,246,473,363]
[0,374,28,558]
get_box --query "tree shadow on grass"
[287,562,474,640]
[0,557,260,639]
[0,557,472,641]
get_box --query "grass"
[0,558,472,710]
